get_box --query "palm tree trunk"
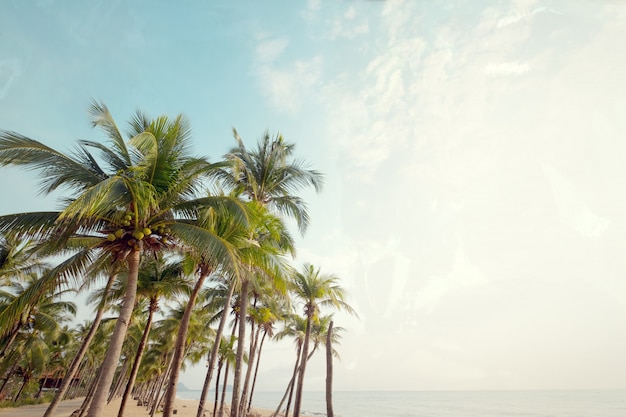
[218,360,230,417]
[196,279,236,417]
[219,314,238,417]
[293,314,313,417]
[239,317,259,416]
[151,352,175,417]
[0,325,21,358]
[13,376,30,402]
[78,364,103,417]
[87,249,141,417]
[44,272,117,417]
[108,351,130,402]
[118,297,156,417]
[247,330,267,412]
[273,342,302,417]
[162,269,211,417]
[212,358,223,417]
[325,321,334,417]
[230,278,249,417]
[36,374,48,398]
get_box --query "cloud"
[256,38,289,63]
[484,61,530,75]
[497,13,525,28]
[416,240,488,313]
[0,59,22,100]
[542,164,610,239]
[256,55,322,113]
[326,6,369,40]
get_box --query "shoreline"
[0,397,291,417]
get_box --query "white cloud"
[542,164,610,239]
[256,38,289,63]
[327,10,369,41]
[416,240,488,313]
[0,59,21,100]
[485,61,530,75]
[256,53,322,113]
[497,13,525,28]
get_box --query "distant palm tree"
[0,235,47,286]
[272,314,343,417]
[0,272,76,359]
[290,264,355,417]
[43,264,119,417]
[0,272,75,400]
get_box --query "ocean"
[177,389,626,417]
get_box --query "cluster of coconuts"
[105,214,171,245]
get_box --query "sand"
[0,397,282,417]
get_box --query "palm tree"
[0,102,247,417]
[0,271,76,401]
[43,264,119,417]
[217,129,323,417]
[218,129,323,234]
[117,256,188,417]
[290,264,355,417]
[0,271,76,359]
[325,320,335,417]
[0,235,47,286]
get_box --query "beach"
[0,397,280,417]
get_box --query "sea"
[177,389,626,417]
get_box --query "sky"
[1,0,626,392]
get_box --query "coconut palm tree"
[43,263,119,417]
[290,264,355,417]
[195,203,294,417]
[218,129,323,234]
[271,314,343,417]
[0,271,76,360]
[217,130,322,417]
[0,235,47,286]
[0,102,248,417]
[117,256,188,417]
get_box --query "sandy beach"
[0,397,281,417]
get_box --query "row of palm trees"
[0,102,355,417]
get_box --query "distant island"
[177,383,192,391]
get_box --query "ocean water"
[178,389,626,417]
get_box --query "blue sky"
[2,0,626,392]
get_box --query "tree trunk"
[0,361,18,396]
[36,374,48,398]
[239,316,259,416]
[230,278,249,417]
[196,279,236,417]
[151,352,175,417]
[44,272,117,417]
[218,360,230,417]
[87,249,141,417]
[13,376,29,402]
[219,314,238,417]
[212,358,223,417]
[325,321,334,417]
[108,352,130,402]
[118,297,157,417]
[293,314,313,417]
[0,325,21,358]
[273,342,302,417]
[247,329,266,412]
[78,363,104,417]
[162,269,210,417]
